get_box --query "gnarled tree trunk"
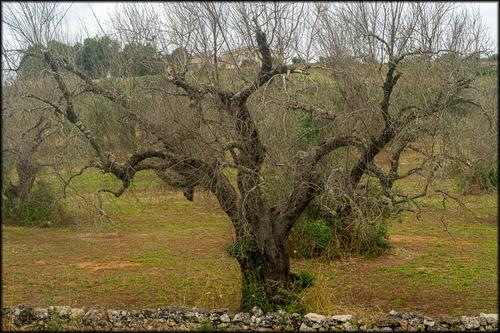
[6,160,40,204]
[234,213,293,312]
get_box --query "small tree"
[75,36,120,79]
[1,81,65,223]
[303,2,491,248]
[119,42,160,77]
[2,2,72,220]
[169,47,191,66]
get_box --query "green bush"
[289,194,392,259]
[1,154,16,222]
[357,221,392,256]
[289,216,339,259]
[327,212,391,256]
[5,180,67,227]
[300,218,331,257]
[454,163,498,194]
[487,168,498,188]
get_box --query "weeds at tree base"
[289,214,392,260]
[239,269,314,314]
[225,239,258,262]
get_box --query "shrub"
[348,219,392,256]
[289,189,392,259]
[1,154,16,222]
[454,163,498,194]
[289,216,340,259]
[5,179,67,227]
[487,168,498,188]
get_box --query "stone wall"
[1,305,498,331]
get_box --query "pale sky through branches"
[60,2,498,53]
[2,1,499,53]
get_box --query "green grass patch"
[132,249,175,266]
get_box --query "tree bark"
[6,160,40,204]
[234,212,295,312]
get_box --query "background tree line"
[17,36,192,80]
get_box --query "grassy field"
[1,165,497,317]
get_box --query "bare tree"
[1,2,73,211]
[2,2,492,311]
[2,2,70,47]
[303,2,491,246]
[2,86,53,203]
[2,2,71,82]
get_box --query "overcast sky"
[62,1,499,52]
[476,1,499,51]
[4,2,499,52]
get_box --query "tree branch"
[273,135,363,233]
[286,100,337,122]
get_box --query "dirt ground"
[2,184,497,316]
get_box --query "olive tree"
[1,3,73,213]
[299,2,491,247]
[2,87,53,203]
[3,2,491,311]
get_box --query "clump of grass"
[47,312,63,331]
[197,320,216,331]
[225,238,258,262]
[243,282,273,312]
[292,270,314,292]
[239,269,314,314]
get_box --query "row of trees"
[2,2,497,312]
[17,37,192,80]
